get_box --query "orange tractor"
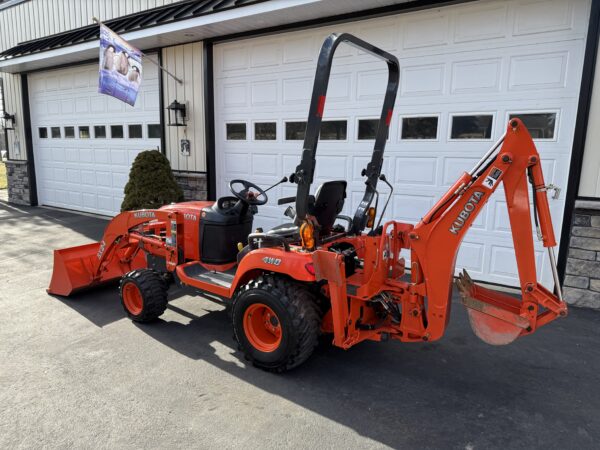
[48,34,567,371]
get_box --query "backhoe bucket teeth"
[47,242,146,297]
[456,270,530,345]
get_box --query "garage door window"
[358,118,391,140]
[128,124,143,139]
[508,113,556,139]
[285,121,306,140]
[254,122,276,140]
[51,127,61,138]
[38,127,47,138]
[226,123,246,140]
[64,126,75,138]
[450,114,493,140]
[111,125,124,138]
[148,124,161,139]
[401,116,439,140]
[320,120,347,140]
[94,125,106,138]
[79,126,90,139]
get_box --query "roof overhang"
[0,0,418,73]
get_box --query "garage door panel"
[30,60,160,216]
[214,0,589,286]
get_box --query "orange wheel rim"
[123,283,143,315]
[243,303,282,352]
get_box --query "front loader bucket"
[48,242,146,296]
[456,270,530,345]
[48,243,103,296]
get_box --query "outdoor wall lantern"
[167,100,187,127]
[1,111,15,130]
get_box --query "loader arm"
[409,119,567,344]
[48,209,182,296]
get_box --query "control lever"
[375,174,393,229]
[264,176,288,193]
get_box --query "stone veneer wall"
[563,200,600,309]
[5,160,31,205]
[173,172,207,201]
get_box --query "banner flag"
[98,24,142,106]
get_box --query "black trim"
[203,41,216,201]
[576,195,600,202]
[0,0,268,60]
[20,74,37,206]
[557,0,600,284]
[210,0,475,44]
[158,49,166,156]
[172,169,207,174]
[0,78,8,159]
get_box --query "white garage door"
[214,0,591,287]
[29,60,160,216]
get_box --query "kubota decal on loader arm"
[48,33,567,372]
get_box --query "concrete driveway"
[1,199,599,449]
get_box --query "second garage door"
[29,60,161,216]
[214,0,591,287]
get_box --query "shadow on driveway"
[7,200,600,448]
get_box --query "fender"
[228,247,316,295]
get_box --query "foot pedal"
[456,270,530,345]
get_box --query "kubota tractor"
[48,34,567,372]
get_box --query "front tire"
[232,275,320,372]
[120,269,168,322]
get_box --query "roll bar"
[291,33,400,234]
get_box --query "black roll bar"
[292,33,400,234]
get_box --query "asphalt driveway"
[1,199,599,449]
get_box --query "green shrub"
[121,150,183,211]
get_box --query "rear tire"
[120,269,168,322]
[232,275,320,372]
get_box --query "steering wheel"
[229,179,268,206]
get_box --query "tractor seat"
[266,180,347,240]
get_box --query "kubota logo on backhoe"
[449,191,484,235]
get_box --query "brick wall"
[173,172,207,201]
[563,200,600,309]
[5,160,31,205]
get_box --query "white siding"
[579,40,600,198]
[161,42,206,172]
[0,0,187,53]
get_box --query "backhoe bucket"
[47,242,146,296]
[456,270,530,345]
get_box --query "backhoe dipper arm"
[408,119,567,343]
[292,33,399,232]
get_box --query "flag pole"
[93,17,183,85]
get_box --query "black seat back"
[309,181,347,233]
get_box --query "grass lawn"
[0,162,6,189]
